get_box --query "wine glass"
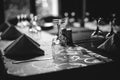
[90,18,105,48]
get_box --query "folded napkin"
[4,34,44,61]
[97,32,120,53]
[1,26,22,40]
[0,22,10,32]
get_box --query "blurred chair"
[0,50,7,80]
[7,17,18,26]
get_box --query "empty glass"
[52,38,68,63]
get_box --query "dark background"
[0,0,5,25]
[60,0,120,18]
[0,0,120,24]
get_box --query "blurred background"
[0,0,120,26]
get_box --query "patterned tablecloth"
[0,26,112,77]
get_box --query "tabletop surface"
[0,26,112,77]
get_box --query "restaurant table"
[0,26,119,80]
